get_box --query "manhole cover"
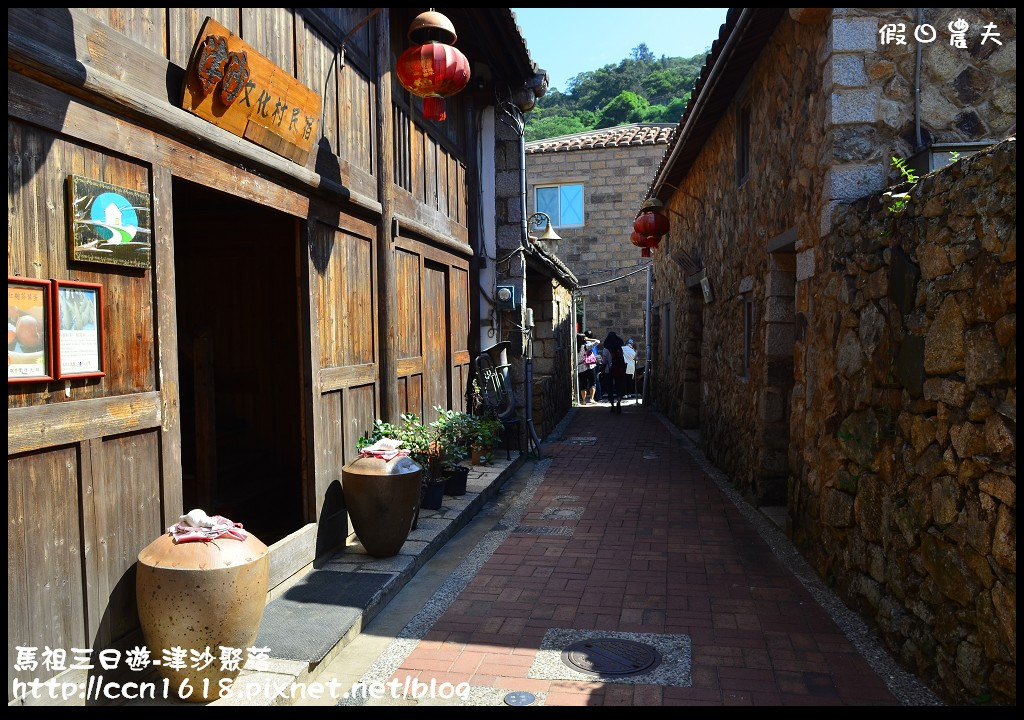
[560,638,662,676]
[504,691,536,706]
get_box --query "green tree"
[597,91,649,127]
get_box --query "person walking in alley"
[603,331,627,413]
[623,338,637,400]
[576,334,598,405]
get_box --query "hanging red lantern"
[633,208,670,239]
[396,11,470,123]
[631,231,656,258]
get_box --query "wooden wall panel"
[84,431,162,644]
[168,8,242,68]
[82,7,167,59]
[436,146,449,217]
[7,121,156,408]
[407,374,423,420]
[421,263,449,424]
[342,233,375,368]
[395,249,422,360]
[7,446,86,691]
[344,385,377,463]
[296,19,339,165]
[451,267,470,410]
[323,8,372,59]
[317,390,344,520]
[340,64,375,176]
[241,7,295,76]
[412,126,425,204]
[424,135,438,212]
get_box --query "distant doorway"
[172,179,306,544]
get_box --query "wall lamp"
[527,212,561,242]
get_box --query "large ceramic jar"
[136,532,269,701]
[342,455,422,557]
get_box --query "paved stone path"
[351,404,940,706]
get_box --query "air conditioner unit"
[495,284,517,310]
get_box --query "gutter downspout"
[914,8,924,152]
[520,128,543,456]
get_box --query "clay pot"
[342,455,422,557]
[136,531,269,702]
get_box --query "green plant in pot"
[468,414,503,464]
[431,407,472,495]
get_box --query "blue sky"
[511,8,730,93]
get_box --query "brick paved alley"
[344,404,940,707]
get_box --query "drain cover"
[504,691,536,706]
[560,638,662,676]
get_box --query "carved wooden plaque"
[182,18,322,164]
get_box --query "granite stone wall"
[652,14,828,503]
[791,139,1016,705]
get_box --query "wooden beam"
[8,392,162,456]
[375,11,399,423]
[393,208,472,258]
[319,363,377,392]
[267,522,317,590]
[396,357,424,377]
[151,166,183,528]
[394,236,471,271]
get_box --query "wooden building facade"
[7,7,544,695]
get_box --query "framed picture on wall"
[8,277,54,383]
[52,279,105,380]
[67,175,152,269]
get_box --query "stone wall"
[528,278,575,440]
[821,8,1016,237]
[791,139,1016,705]
[652,14,828,503]
[527,139,669,364]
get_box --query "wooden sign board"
[181,18,322,164]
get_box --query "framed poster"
[67,175,152,269]
[8,277,54,382]
[52,279,105,380]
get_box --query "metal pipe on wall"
[643,263,652,405]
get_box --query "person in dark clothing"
[603,331,627,413]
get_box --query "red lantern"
[633,209,670,238]
[396,11,470,123]
[631,231,657,257]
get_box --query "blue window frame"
[534,183,584,228]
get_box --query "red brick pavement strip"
[392,407,901,705]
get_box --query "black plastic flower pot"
[443,465,469,496]
[420,480,445,510]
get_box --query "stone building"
[525,123,675,366]
[643,7,1015,704]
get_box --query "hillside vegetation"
[525,43,707,142]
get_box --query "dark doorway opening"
[172,179,305,545]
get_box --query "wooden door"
[421,262,450,424]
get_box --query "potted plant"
[431,407,472,495]
[469,415,503,464]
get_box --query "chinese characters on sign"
[879,20,1002,46]
[182,18,322,164]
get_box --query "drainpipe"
[643,263,652,406]
[520,127,542,455]
[914,8,924,152]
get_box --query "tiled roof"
[646,8,785,202]
[526,123,675,154]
